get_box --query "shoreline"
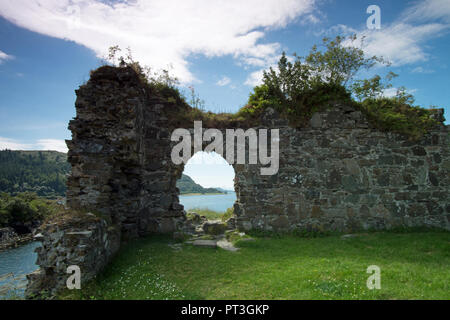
[180,192,229,196]
[0,234,35,251]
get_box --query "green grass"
[60,231,449,300]
[186,207,234,222]
[186,208,225,221]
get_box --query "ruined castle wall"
[27,66,449,297]
[66,67,185,240]
[67,66,450,236]
[234,106,450,232]
[26,212,120,298]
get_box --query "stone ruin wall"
[27,66,450,297]
[236,107,449,232]
[68,66,449,234]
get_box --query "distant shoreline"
[180,192,228,196]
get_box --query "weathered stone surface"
[217,239,239,252]
[0,227,34,250]
[203,221,228,235]
[25,213,120,299]
[193,240,217,248]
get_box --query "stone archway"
[177,151,236,210]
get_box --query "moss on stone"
[89,65,444,140]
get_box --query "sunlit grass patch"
[60,231,450,300]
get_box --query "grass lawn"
[60,230,450,300]
[185,208,230,221]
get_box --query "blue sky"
[0,0,449,189]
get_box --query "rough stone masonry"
[26,66,450,297]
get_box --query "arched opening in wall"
[177,151,236,222]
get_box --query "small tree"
[188,86,206,110]
[262,52,312,104]
[305,35,388,86]
[105,45,179,89]
[351,71,398,101]
[253,35,390,111]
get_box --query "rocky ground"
[172,212,254,252]
[0,227,36,251]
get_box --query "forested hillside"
[0,150,70,198]
[0,150,223,198]
[177,174,225,195]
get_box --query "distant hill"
[0,150,70,198]
[177,174,225,195]
[215,187,233,193]
[0,150,224,198]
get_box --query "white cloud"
[0,0,317,82]
[329,0,450,67]
[411,66,435,74]
[0,137,68,153]
[382,87,417,98]
[353,23,448,66]
[245,1,450,88]
[244,69,265,87]
[0,137,32,150]
[0,50,14,64]
[188,151,229,166]
[36,139,68,153]
[216,76,231,87]
[184,151,235,189]
[315,24,358,37]
[382,88,398,98]
[401,0,450,23]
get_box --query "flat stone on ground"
[217,239,239,252]
[193,240,217,248]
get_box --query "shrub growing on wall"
[103,39,442,139]
[243,35,441,138]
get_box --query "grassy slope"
[61,231,449,300]
[185,208,225,220]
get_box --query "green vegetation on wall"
[106,35,444,140]
[242,35,441,139]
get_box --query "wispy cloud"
[35,139,68,153]
[383,87,417,98]
[246,0,450,86]
[411,66,435,74]
[0,0,318,83]
[0,137,31,150]
[0,50,14,64]
[353,23,448,66]
[244,69,265,87]
[0,137,68,153]
[330,0,450,67]
[216,76,231,87]
[401,0,450,24]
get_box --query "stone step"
[192,239,217,248]
[217,239,239,252]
